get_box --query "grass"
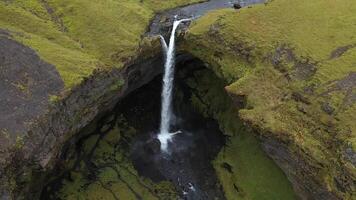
[0,0,201,89]
[214,131,296,200]
[183,67,296,199]
[0,1,100,88]
[183,0,356,199]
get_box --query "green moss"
[15,136,24,149]
[49,95,60,103]
[0,0,201,89]
[183,0,356,198]
[181,67,296,199]
[214,132,296,200]
[109,78,125,92]
[188,0,356,62]
[55,116,177,200]
[10,0,52,21]
[0,1,100,88]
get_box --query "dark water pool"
[119,75,226,200]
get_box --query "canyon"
[0,0,355,199]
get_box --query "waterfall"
[158,18,190,151]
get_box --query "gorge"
[39,53,296,200]
[0,0,355,200]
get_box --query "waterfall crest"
[158,19,190,151]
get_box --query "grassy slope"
[0,0,200,88]
[185,69,296,200]
[183,0,356,198]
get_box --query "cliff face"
[182,0,356,199]
[1,0,355,199]
[0,0,200,198]
[177,62,297,200]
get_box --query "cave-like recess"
[40,56,296,200]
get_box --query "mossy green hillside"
[0,0,201,88]
[183,0,356,198]
[180,67,296,200]
[51,116,177,200]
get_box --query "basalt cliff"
[0,0,355,199]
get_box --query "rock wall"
[180,1,356,197]
[260,135,339,199]
[1,38,165,199]
[176,59,298,199]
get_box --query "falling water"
[158,18,190,151]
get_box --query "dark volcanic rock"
[144,138,161,155]
[330,44,356,59]
[321,102,334,115]
[233,3,242,9]
[0,36,166,199]
[344,147,356,166]
[0,34,64,167]
[0,36,64,141]
[0,34,64,199]
[260,136,340,200]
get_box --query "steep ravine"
[1,38,167,200]
[40,56,297,200]
[0,1,270,199]
[180,1,356,199]
[2,0,354,200]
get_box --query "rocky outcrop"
[0,36,64,139]
[176,59,298,199]
[0,1,269,198]
[260,136,339,199]
[181,0,356,199]
[0,34,64,165]
[0,34,64,200]
[1,0,355,199]
[0,37,165,199]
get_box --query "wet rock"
[291,92,310,104]
[261,136,339,200]
[1,40,165,199]
[228,92,247,109]
[297,104,308,114]
[0,29,10,37]
[330,44,356,59]
[303,84,315,95]
[99,114,115,133]
[233,3,242,9]
[321,102,334,115]
[270,45,296,73]
[102,114,115,125]
[292,59,317,80]
[100,124,112,133]
[0,37,64,140]
[144,138,161,155]
[221,162,233,173]
[344,147,356,166]
[233,184,240,192]
[0,189,10,200]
